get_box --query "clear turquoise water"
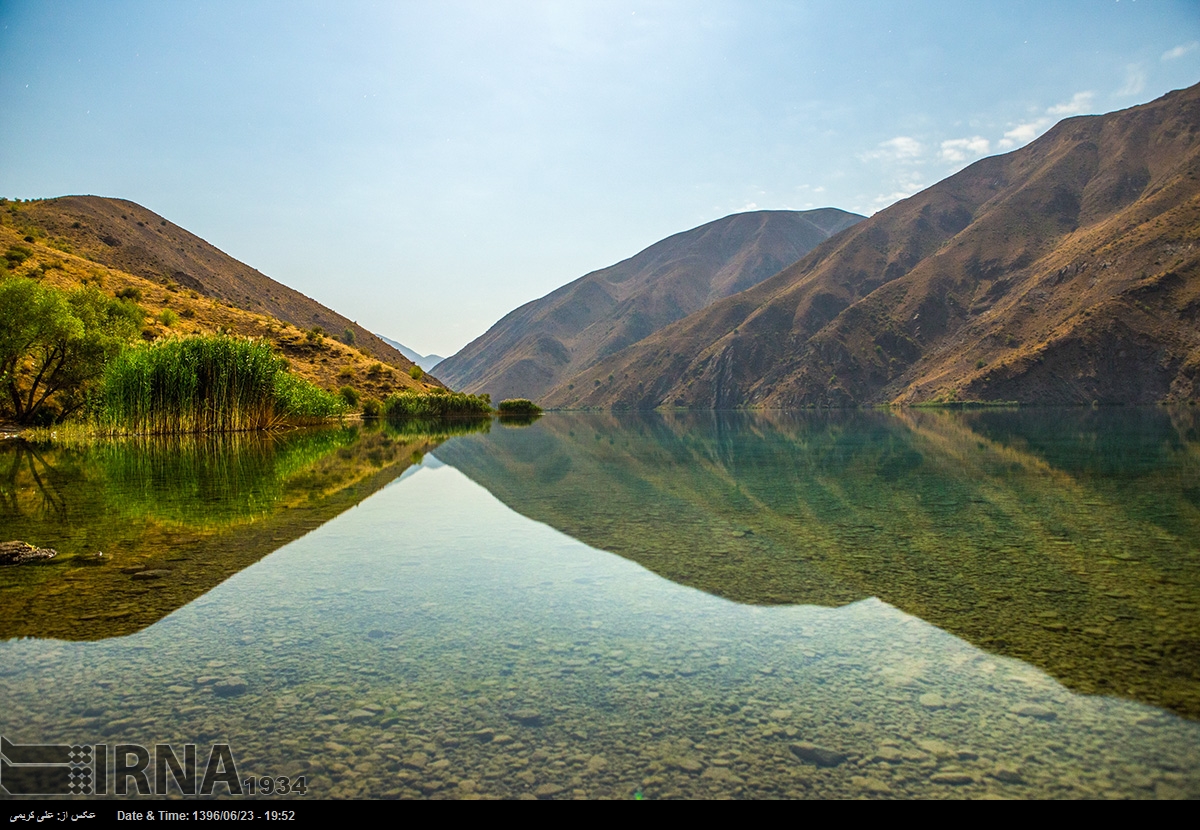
[1,409,1198,799]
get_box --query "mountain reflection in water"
[435,408,1200,719]
[0,419,490,640]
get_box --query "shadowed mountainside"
[437,209,863,402]
[547,84,1200,408]
[435,408,1200,718]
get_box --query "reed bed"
[98,335,345,434]
[383,390,493,419]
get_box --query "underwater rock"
[509,708,544,727]
[1009,703,1057,721]
[789,742,847,767]
[213,677,248,697]
[0,541,56,566]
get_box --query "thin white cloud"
[997,91,1095,149]
[939,136,990,163]
[1117,64,1147,97]
[1162,42,1199,61]
[869,188,920,212]
[998,120,1047,150]
[1047,91,1094,116]
[861,136,923,162]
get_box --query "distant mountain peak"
[436,208,865,402]
[545,83,1200,409]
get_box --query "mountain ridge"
[1,196,447,402]
[545,84,1200,409]
[436,208,864,402]
[379,335,444,372]
[12,195,425,374]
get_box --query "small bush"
[115,286,143,302]
[497,398,542,416]
[180,307,196,318]
[157,309,179,327]
[338,366,354,380]
[306,326,324,343]
[4,245,32,267]
[361,398,383,418]
[367,362,384,377]
[408,365,424,381]
[339,386,360,407]
[341,328,356,346]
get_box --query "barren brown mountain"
[547,83,1200,409]
[436,209,863,402]
[9,195,419,372]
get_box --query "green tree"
[0,278,141,424]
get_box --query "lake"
[1,408,1198,799]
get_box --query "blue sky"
[2,1,1198,357]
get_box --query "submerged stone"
[509,708,544,727]
[789,742,847,767]
[213,677,248,697]
[1010,703,1057,721]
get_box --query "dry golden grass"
[0,220,441,404]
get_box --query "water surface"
[1,409,1198,799]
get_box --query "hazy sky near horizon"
[2,1,1198,356]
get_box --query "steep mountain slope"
[0,200,445,401]
[10,195,418,371]
[548,84,1200,409]
[437,209,863,402]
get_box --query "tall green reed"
[383,390,493,418]
[98,335,345,434]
